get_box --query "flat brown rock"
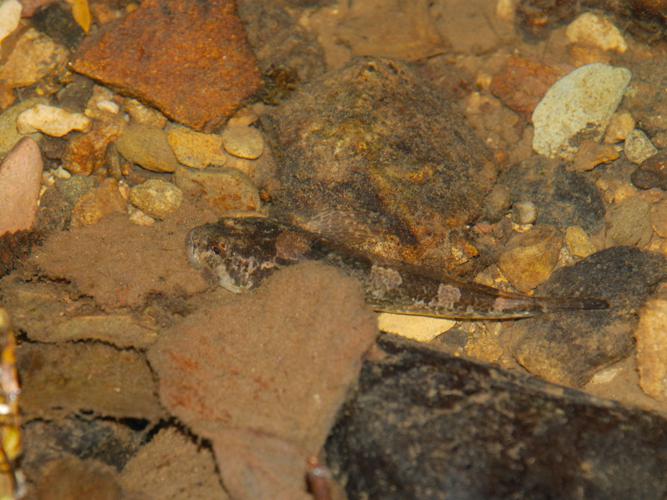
[71,0,261,131]
[149,262,378,452]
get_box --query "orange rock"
[71,0,262,131]
[0,138,43,236]
[63,119,124,175]
[490,56,570,116]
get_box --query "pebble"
[174,166,261,214]
[624,129,658,164]
[222,125,264,159]
[63,119,125,175]
[0,0,22,45]
[128,206,156,227]
[571,140,619,172]
[0,97,46,156]
[605,196,653,247]
[116,124,180,173]
[631,151,667,190]
[17,104,91,137]
[167,126,227,169]
[71,178,127,226]
[565,12,627,53]
[124,98,168,129]
[635,295,667,401]
[377,313,455,343]
[565,226,597,258]
[498,225,562,292]
[0,28,68,88]
[512,200,537,224]
[532,64,632,159]
[55,174,95,205]
[129,179,183,220]
[650,199,667,238]
[604,111,635,144]
[483,183,511,221]
[0,138,43,236]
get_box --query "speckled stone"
[532,63,631,159]
[129,179,182,220]
[71,0,261,131]
[625,129,658,165]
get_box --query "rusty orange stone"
[71,0,262,131]
[490,56,571,116]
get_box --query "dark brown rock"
[327,334,667,500]
[508,247,667,386]
[631,150,667,190]
[499,157,606,233]
[22,417,144,491]
[71,0,262,131]
[263,57,496,275]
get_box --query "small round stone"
[565,225,597,258]
[222,125,264,159]
[512,201,537,225]
[605,196,652,246]
[498,225,563,292]
[604,111,635,144]
[625,129,658,165]
[129,179,183,219]
[116,124,180,173]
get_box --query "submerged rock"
[532,63,631,160]
[327,334,667,499]
[263,57,496,274]
[509,247,667,386]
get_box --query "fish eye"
[212,243,225,256]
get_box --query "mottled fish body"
[187,218,608,320]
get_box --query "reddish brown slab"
[71,0,262,131]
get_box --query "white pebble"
[0,0,22,46]
[96,100,120,114]
[17,104,91,137]
[532,64,631,159]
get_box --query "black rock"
[508,247,667,386]
[499,158,605,233]
[326,334,667,500]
